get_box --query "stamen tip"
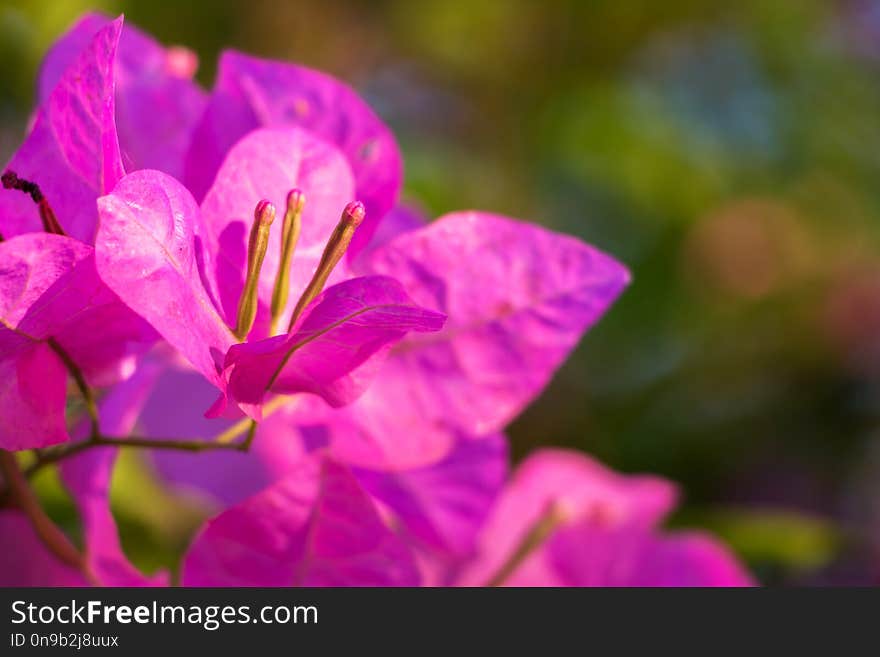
[287,189,306,213]
[342,201,366,228]
[255,200,276,225]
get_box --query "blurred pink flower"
[450,450,753,587]
[181,448,751,587]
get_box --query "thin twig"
[24,392,296,477]
[25,434,249,478]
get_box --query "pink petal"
[182,456,420,586]
[0,17,124,242]
[628,531,755,586]
[315,212,631,470]
[354,432,509,558]
[38,13,112,102]
[364,211,631,437]
[223,276,445,417]
[0,342,67,450]
[96,170,235,388]
[38,12,207,180]
[0,233,93,327]
[9,236,157,387]
[545,525,755,587]
[183,50,402,256]
[199,127,354,334]
[290,365,459,470]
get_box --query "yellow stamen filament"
[286,201,365,332]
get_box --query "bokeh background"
[3,0,880,585]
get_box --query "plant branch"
[25,434,250,478]
[15,389,294,483]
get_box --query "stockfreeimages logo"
[11,600,318,631]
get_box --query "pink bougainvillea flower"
[0,11,440,441]
[1,12,722,591]
[95,148,444,413]
[450,450,754,587]
[0,233,155,449]
[130,205,628,516]
[182,456,420,586]
[17,11,622,469]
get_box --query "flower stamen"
[234,200,276,340]
[287,201,365,332]
[269,189,305,335]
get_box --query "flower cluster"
[0,14,752,586]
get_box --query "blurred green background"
[4,0,880,585]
